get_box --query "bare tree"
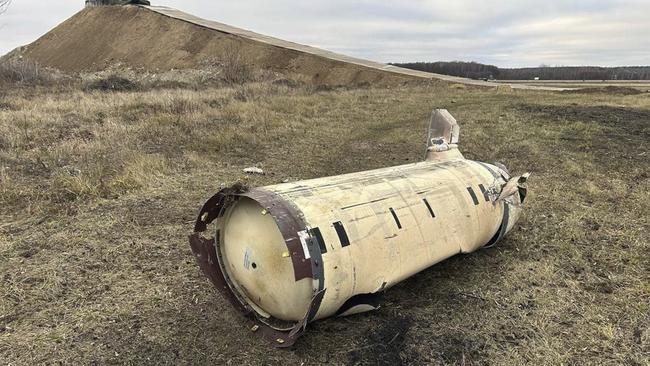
[0,0,10,14]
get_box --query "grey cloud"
[1,0,648,67]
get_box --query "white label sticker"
[297,230,311,259]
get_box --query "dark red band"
[188,186,325,347]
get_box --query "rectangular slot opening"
[309,227,327,254]
[422,198,436,218]
[389,207,403,229]
[333,221,350,247]
[478,184,490,202]
[467,187,480,205]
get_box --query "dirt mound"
[19,6,565,90]
[562,86,645,95]
[21,6,418,86]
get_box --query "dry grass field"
[0,71,648,365]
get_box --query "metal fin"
[425,109,464,161]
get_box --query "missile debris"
[243,167,265,175]
[189,109,529,347]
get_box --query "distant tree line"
[391,61,500,80]
[391,61,650,80]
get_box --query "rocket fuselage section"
[215,159,521,322]
[271,159,509,319]
[189,109,528,347]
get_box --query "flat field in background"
[499,80,650,91]
[0,78,648,365]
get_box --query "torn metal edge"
[189,186,325,347]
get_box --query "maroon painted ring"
[188,187,324,347]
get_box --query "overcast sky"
[1,0,648,67]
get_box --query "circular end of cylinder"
[218,197,313,322]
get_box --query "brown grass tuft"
[83,74,141,92]
[0,58,52,86]
[221,47,254,85]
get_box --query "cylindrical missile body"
[212,158,524,326]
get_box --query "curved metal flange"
[189,185,325,347]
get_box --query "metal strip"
[422,198,436,218]
[478,184,490,202]
[340,196,393,210]
[467,187,480,206]
[498,203,511,240]
[309,227,327,254]
[389,207,403,229]
[189,234,251,314]
[335,292,384,316]
[483,203,511,249]
[333,221,351,247]
[305,234,325,293]
[476,161,501,180]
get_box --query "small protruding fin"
[425,109,464,161]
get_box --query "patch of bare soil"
[515,104,649,182]
[562,86,645,95]
[345,312,421,365]
[517,104,650,141]
[21,6,414,86]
